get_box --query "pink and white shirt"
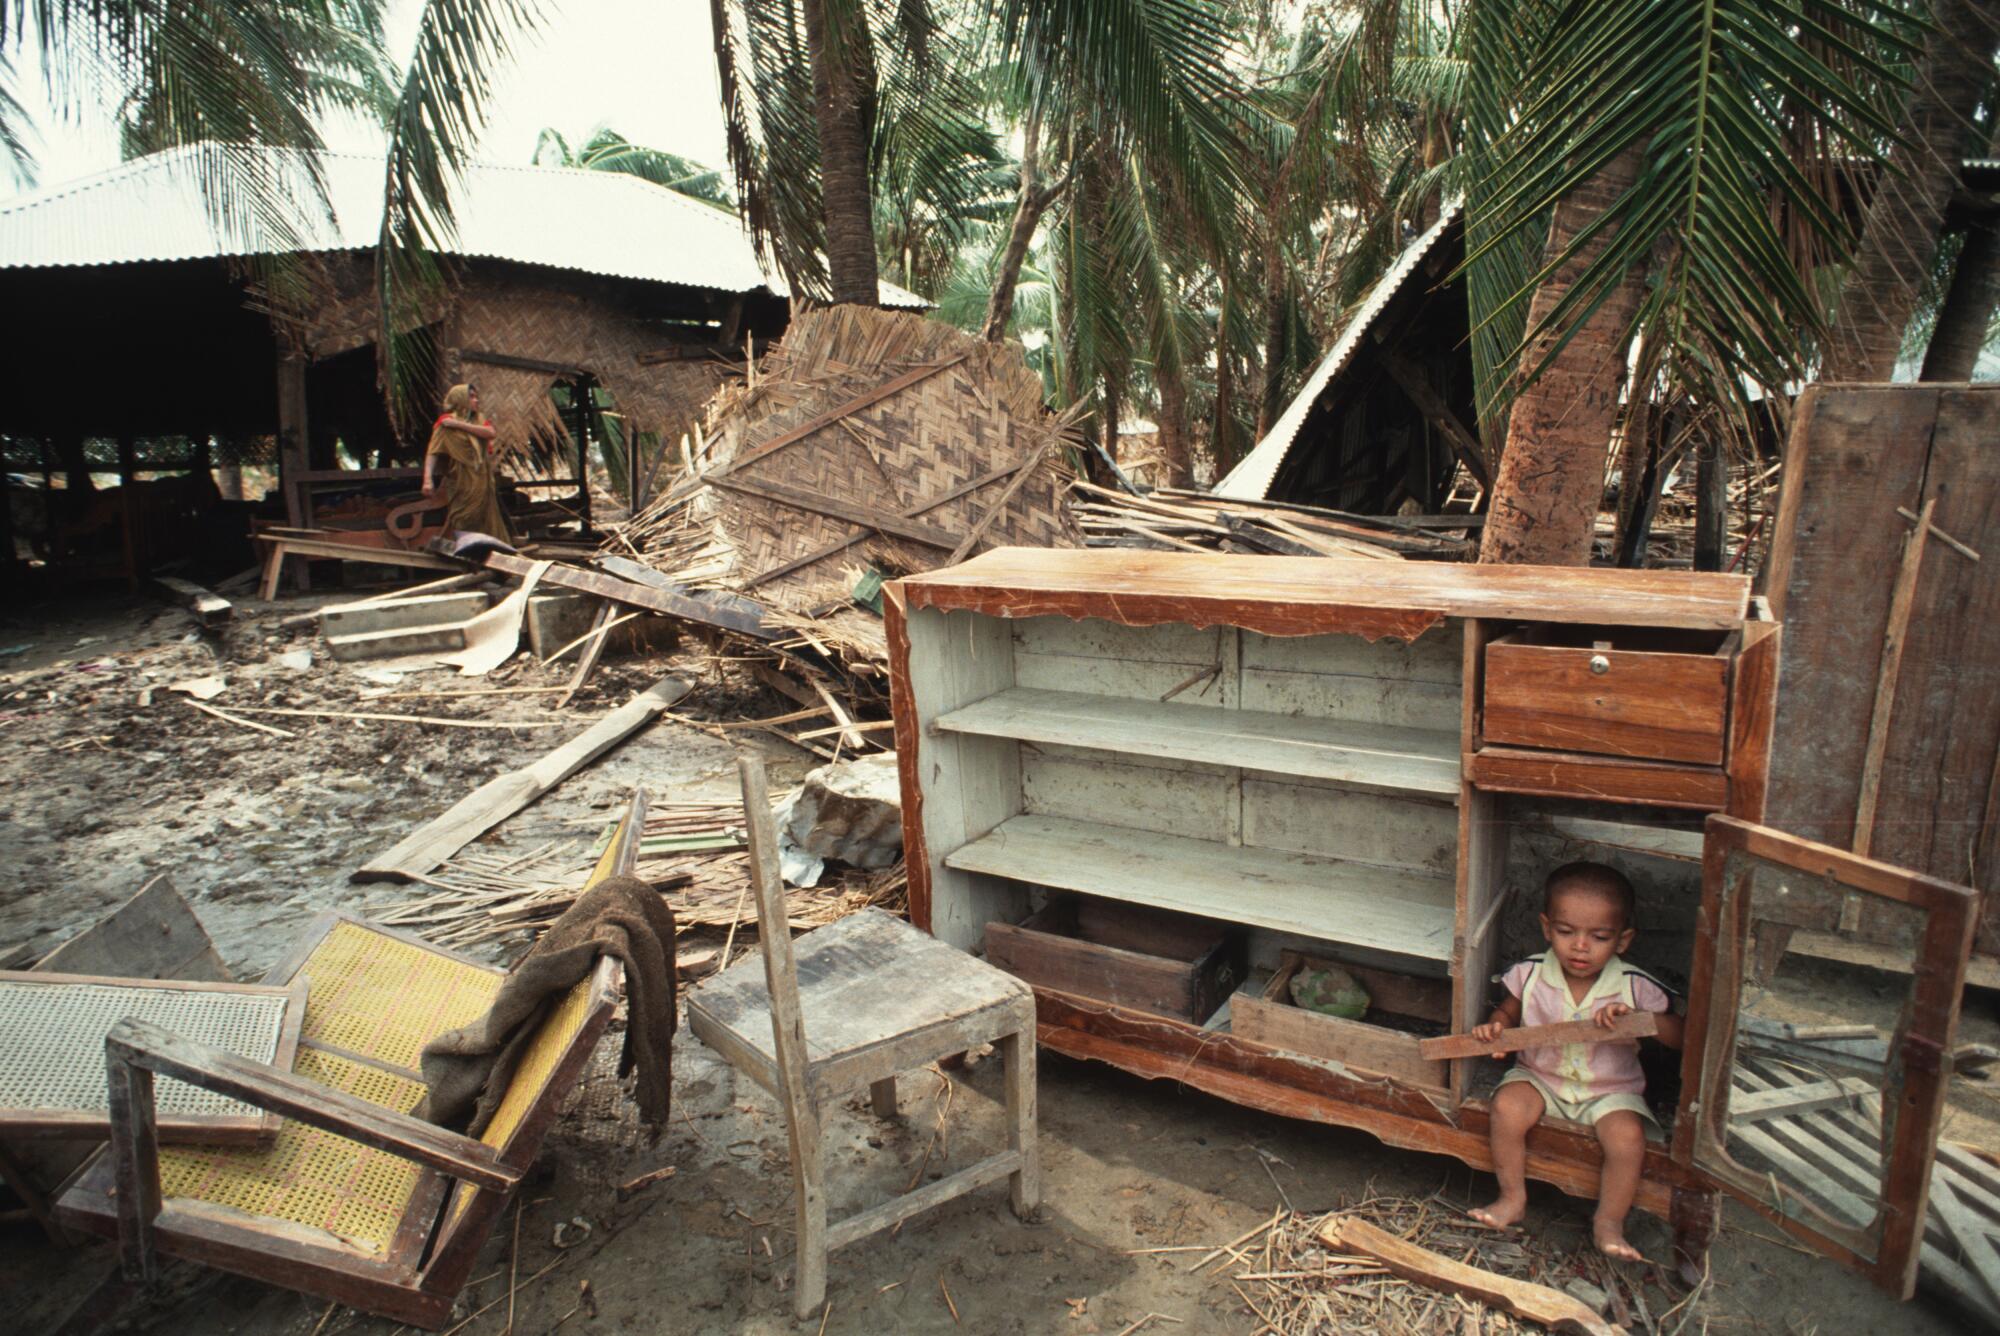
[1499,953,1673,1104]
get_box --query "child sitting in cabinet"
[1469,861,1683,1261]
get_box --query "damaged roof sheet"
[0,144,925,306]
[1214,200,1464,501]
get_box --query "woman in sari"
[422,383,514,542]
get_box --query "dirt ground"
[0,584,1988,1334]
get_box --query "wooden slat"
[1418,1012,1657,1061]
[1727,1077,1876,1126]
[1469,746,1729,810]
[1321,1215,1618,1336]
[353,677,689,882]
[945,815,1456,962]
[706,475,962,550]
[934,688,1460,795]
[824,1150,1021,1251]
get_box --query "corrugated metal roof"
[1214,200,1463,500]
[0,143,925,306]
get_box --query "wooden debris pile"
[1198,1192,1702,1334]
[376,794,906,952]
[1071,483,1476,561]
[597,304,1081,734]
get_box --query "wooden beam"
[1418,1011,1658,1061]
[1379,352,1493,490]
[481,551,772,639]
[715,354,969,478]
[706,475,963,550]
[740,460,1022,590]
[1853,497,1935,859]
[945,440,1049,564]
[1728,1076,1876,1126]
[353,676,690,882]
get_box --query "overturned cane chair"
[688,755,1040,1319]
[55,791,649,1329]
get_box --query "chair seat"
[687,908,1032,1096]
[293,921,504,1071]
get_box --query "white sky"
[2,0,732,199]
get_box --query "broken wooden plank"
[1319,1215,1619,1336]
[1727,1076,1876,1126]
[1852,496,1935,860]
[352,676,690,883]
[945,439,1049,564]
[151,577,230,629]
[1418,1012,1657,1061]
[482,552,771,639]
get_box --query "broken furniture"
[0,875,231,1243]
[0,972,305,1143]
[255,526,461,600]
[889,548,1992,1297]
[687,755,1039,1319]
[1755,383,2000,987]
[54,793,647,1329]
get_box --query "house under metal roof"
[0,143,924,306]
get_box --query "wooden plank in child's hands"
[1419,1011,1658,1061]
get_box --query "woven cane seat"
[156,1047,428,1254]
[294,921,504,1069]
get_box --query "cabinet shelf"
[934,688,1461,796]
[945,814,1456,963]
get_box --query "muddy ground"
[0,584,1988,1334]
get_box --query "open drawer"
[1484,625,1735,765]
[1233,952,1450,1091]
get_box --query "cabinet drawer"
[1484,626,1732,765]
[983,897,1242,1023]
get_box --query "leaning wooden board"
[0,972,306,1144]
[1761,385,2000,952]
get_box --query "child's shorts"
[1499,1067,1658,1128]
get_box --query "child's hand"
[1594,1001,1633,1029]
[1472,1019,1506,1058]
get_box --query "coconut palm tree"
[531,126,734,210]
[1455,0,1923,564]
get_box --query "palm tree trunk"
[1822,0,2000,381]
[1155,358,1194,489]
[1213,270,1237,472]
[1479,143,1650,566]
[984,110,1063,342]
[1922,212,2000,379]
[801,0,880,306]
[1256,237,1289,438]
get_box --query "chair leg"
[1002,1025,1040,1218]
[869,1077,898,1119]
[790,1120,828,1321]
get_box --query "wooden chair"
[53,791,648,1329]
[687,755,1039,1319]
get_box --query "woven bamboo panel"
[447,269,726,475]
[650,305,1076,607]
[294,260,726,472]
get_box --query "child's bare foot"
[1469,1194,1526,1230]
[1593,1215,1643,1262]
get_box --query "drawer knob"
[1589,654,1611,675]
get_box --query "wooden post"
[737,753,827,1319]
[105,1051,162,1281]
[275,353,310,532]
[1694,440,1726,571]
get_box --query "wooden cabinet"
[887,549,1977,1294]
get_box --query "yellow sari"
[426,384,513,542]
